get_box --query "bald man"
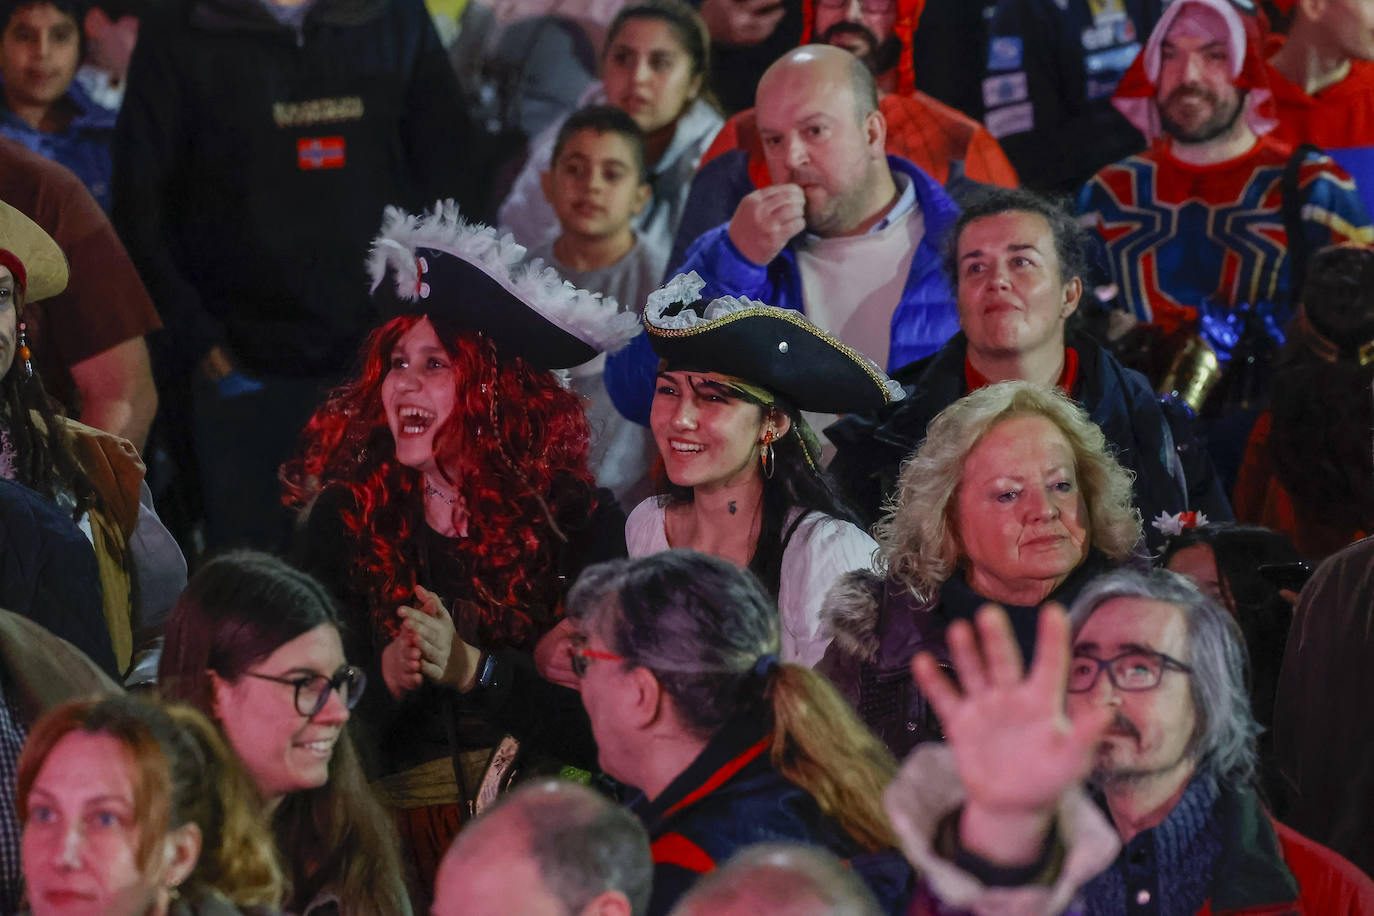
[668,844,883,916]
[604,45,959,427]
[432,780,653,916]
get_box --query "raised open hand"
[912,603,1111,864]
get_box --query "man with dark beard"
[1076,0,1371,342]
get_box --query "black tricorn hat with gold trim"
[367,202,641,370]
[643,272,905,414]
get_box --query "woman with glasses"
[566,550,910,915]
[158,550,411,916]
[819,380,1143,758]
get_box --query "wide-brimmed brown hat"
[0,199,68,306]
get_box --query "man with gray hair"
[431,779,653,916]
[668,843,882,916]
[886,568,1374,913]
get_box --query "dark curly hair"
[943,185,1090,287]
[282,315,596,651]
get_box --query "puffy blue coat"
[605,156,960,426]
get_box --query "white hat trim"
[366,200,642,354]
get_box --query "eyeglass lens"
[297,667,365,716]
[1068,652,1166,693]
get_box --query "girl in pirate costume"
[282,202,638,899]
[602,272,904,669]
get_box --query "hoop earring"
[16,320,31,377]
[760,428,776,480]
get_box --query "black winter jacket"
[113,0,484,377]
[0,478,115,677]
[826,329,1233,551]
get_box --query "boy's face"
[0,2,80,115]
[541,129,650,242]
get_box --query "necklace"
[423,480,460,506]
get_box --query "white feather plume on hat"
[366,200,642,355]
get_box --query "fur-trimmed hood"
[821,568,939,669]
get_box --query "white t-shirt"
[625,498,879,668]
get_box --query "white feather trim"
[366,201,642,354]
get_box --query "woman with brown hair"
[17,695,282,916]
[158,551,410,916]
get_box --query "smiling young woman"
[158,551,409,916]
[617,272,903,668]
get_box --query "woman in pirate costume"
[282,202,638,897]
[625,271,904,668]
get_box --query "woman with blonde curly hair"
[818,380,1143,757]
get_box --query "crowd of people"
[1,0,1374,911]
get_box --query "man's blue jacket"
[605,155,961,425]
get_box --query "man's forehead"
[1164,3,1232,48]
[758,61,854,127]
[1073,597,1191,654]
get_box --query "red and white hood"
[1112,0,1279,142]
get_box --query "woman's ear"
[206,670,227,722]
[162,822,203,890]
[765,408,792,440]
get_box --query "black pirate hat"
[643,272,905,414]
[367,202,640,369]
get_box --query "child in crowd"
[0,0,118,210]
[531,104,665,504]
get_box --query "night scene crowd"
[0,0,1373,911]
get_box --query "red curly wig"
[282,315,596,650]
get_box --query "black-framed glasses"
[245,665,367,716]
[1067,651,1192,694]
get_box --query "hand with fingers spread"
[912,602,1112,867]
[400,585,482,691]
[727,184,807,266]
[534,617,580,690]
[380,627,424,699]
[699,0,785,47]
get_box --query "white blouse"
[625,498,879,668]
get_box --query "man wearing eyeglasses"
[884,567,1374,913]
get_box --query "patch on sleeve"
[297,136,346,170]
[984,102,1035,139]
[982,72,1029,108]
[987,35,1024,72]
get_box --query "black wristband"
[941,807,1063,888]
[474,651,500,690]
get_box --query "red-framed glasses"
[570,645,626,677]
